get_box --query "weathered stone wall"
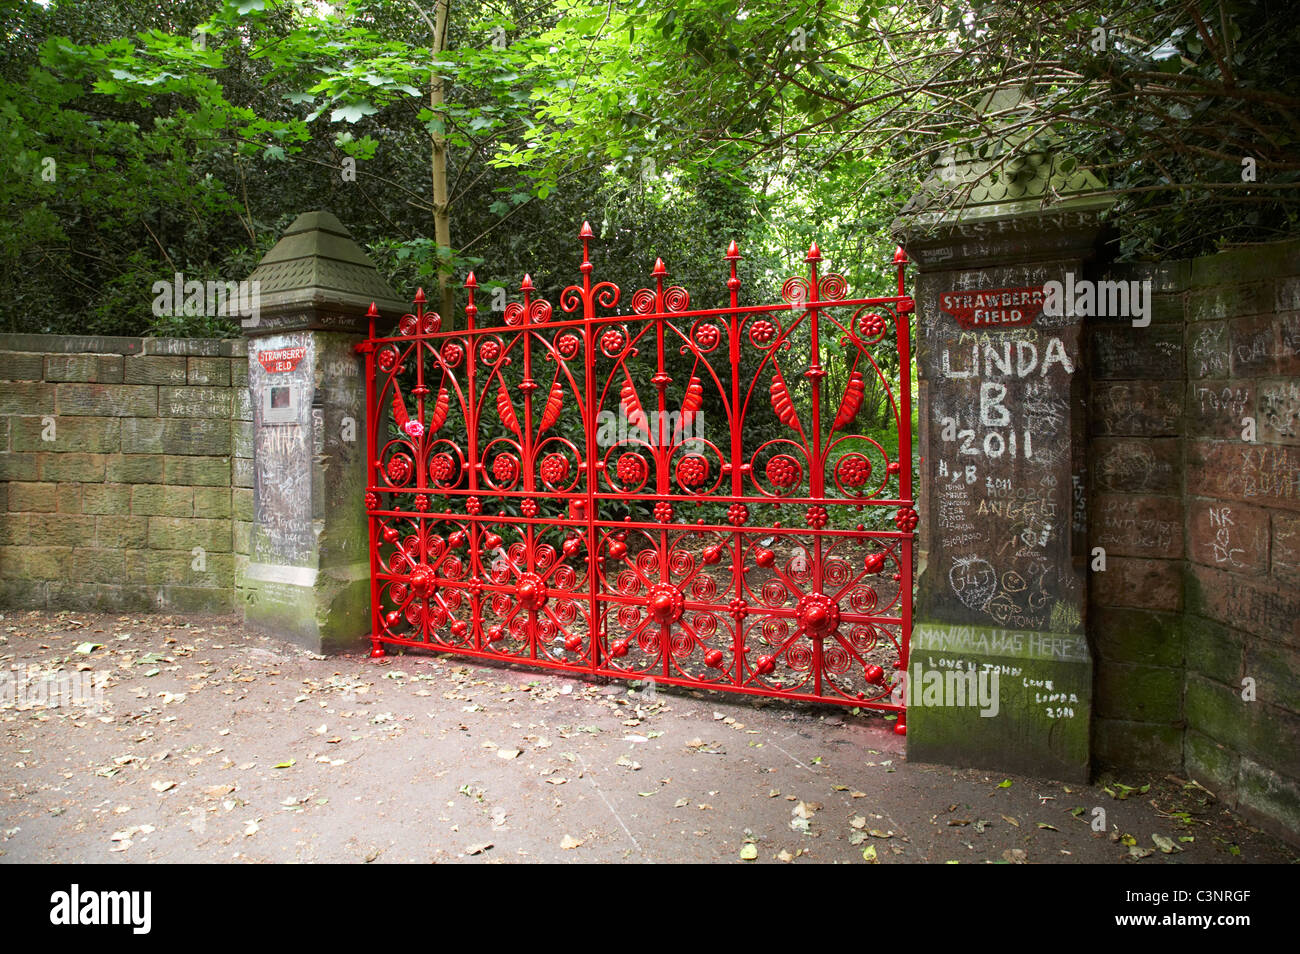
[1087,238,1300,837]
[0,334,251,613]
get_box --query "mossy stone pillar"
[893,115,1114,781]
[237,211,405,653]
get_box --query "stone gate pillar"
[893,126,1114,780]
[237,211,405,653]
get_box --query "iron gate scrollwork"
[358,224,914,728]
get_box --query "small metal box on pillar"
[237,211,406,652]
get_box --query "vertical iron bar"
[580,225,601,672]
[726,243,744,686]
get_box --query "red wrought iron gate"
[358,225,914,728]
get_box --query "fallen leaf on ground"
[1152,833,1180,854]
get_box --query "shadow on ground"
[1,611,1294,864]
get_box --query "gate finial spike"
[414,287,427,303]
[652,257,667,276]
[521,273,533,291]
[365,302,380,318]
[464,271,477,288]
[805,241,822,263]
[893,246,909,264]
[579,221,594,238]
[725,239,740,259]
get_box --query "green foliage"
[514,0,1299,261]
[1,0,1295,342]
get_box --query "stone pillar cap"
[891,87,1116,258]
[239,210,407,334]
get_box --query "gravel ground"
[1,610,1294,864]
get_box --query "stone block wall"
[1087,238,1300,838]
[0,334,251,613]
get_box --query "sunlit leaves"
[329,100,377,123]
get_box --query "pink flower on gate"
[403,420,424,439]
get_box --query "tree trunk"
[430,0,454,324]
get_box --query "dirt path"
[0,611,1293,864]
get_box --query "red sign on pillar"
[939,286,1045,329]
[257,347,307,373]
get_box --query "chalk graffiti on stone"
[949,555,998,610]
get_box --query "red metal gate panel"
[358,226,914,726]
